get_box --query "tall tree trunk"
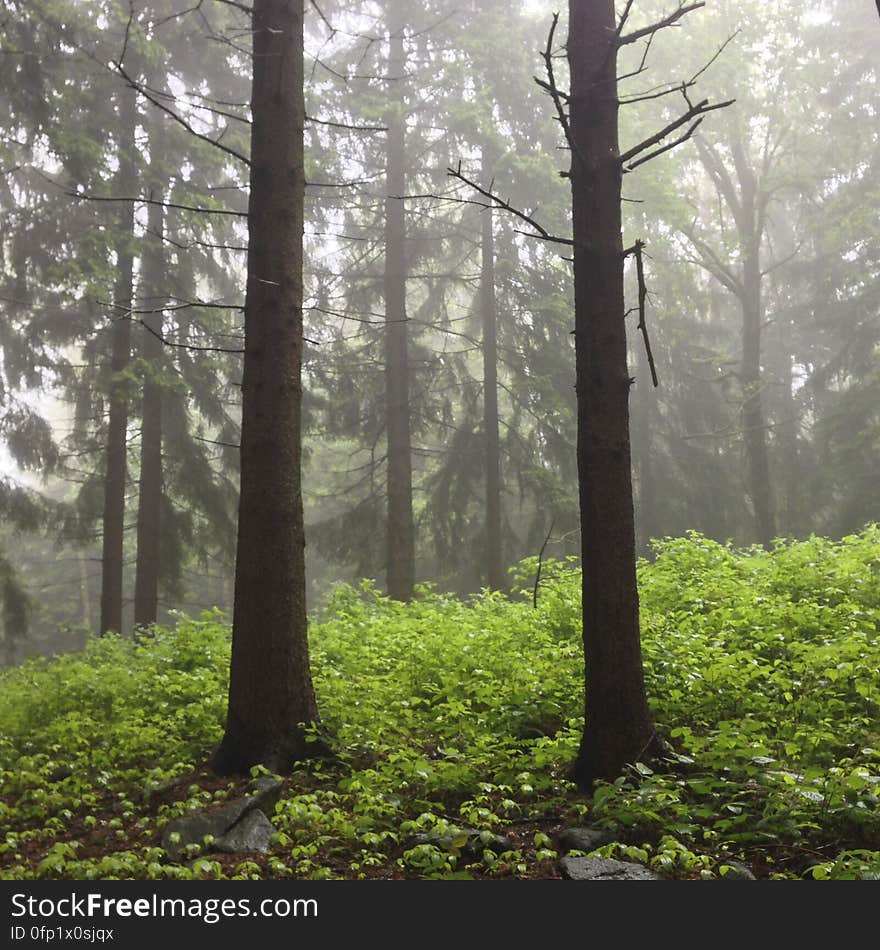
[741,240,775,549]
[99,82,137,636]
[481,152,503,590]
[774,311,799,535]
[569,0,658,790]
[133,142,165,629]
[78,552,92,637]
[696,134,776,548]
[384,0,415,602]
[212,0,320,775]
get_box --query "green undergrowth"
[1,527,878,880]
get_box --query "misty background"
[0,0,876,661]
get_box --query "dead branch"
[114,61,250,167]
[447,161,573,248]
[623,240,659,387]
[67,190,247,217]
[534,13,581,172]
[619,3,705,47]
[533,517,556,609]
[307,115,387,132]
[620,97,734,171]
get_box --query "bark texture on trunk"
[481,156,503,590]
[569,0,657,790]
[384,0,415,602]
[99,82,137,637]
[212,0,319,775]
[133,149,165,629]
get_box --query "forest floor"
[1,529,878,880]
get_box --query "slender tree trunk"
[569,0,658,790]
[78,552,92,636]
[774,313,799,535]
[133,145,165,629]
[212,0,320,775]
[741,240,775,549]
[99,82,137,637]
[481,153,503,590]
[384,0,415,602]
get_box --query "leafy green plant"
[0,529,877,879]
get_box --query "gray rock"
[718,860,756,880]
[160,774,286,862]
[557,826,616,854]
[216,809,275,854]
[161,808,242,862]
[559,856,663,881]
[244,775,284,817]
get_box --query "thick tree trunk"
[212,0,320,775]
[481,155,503,590]
[133,153,164,629]
[569,0,658,790]
[384,0,415,602]
[99,82,136,637]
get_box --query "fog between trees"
[0,0,876,662]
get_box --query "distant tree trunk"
[99,82,137,637]
[774,314,799,535]
[568,0,658,790]
[741,238,775,549]
[384,0,415,602]
[78,552,92,636]
[481,152,503,590]
[695,134,776,549]
[133,145,165,629]
[212,0,320,775]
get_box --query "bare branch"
[620,97,734,169]
[619,3,705,47]
[625,116,705,171]
[121,315,244,354]
[534,13,582,172]
[447,161,573,248]
[533,518,556,610]
[306,114,387,132]
[114,61,250,166]
[67,190,247,217]
[623,240,659,387]
[616,0,637,36]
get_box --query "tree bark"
[133,136,165,629]
[99,82,136,637]
[481,152,503,590]
[212,0,320,775]
[568,0,658,790]
[384,0,415,602]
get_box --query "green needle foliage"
[1,527,877,880]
